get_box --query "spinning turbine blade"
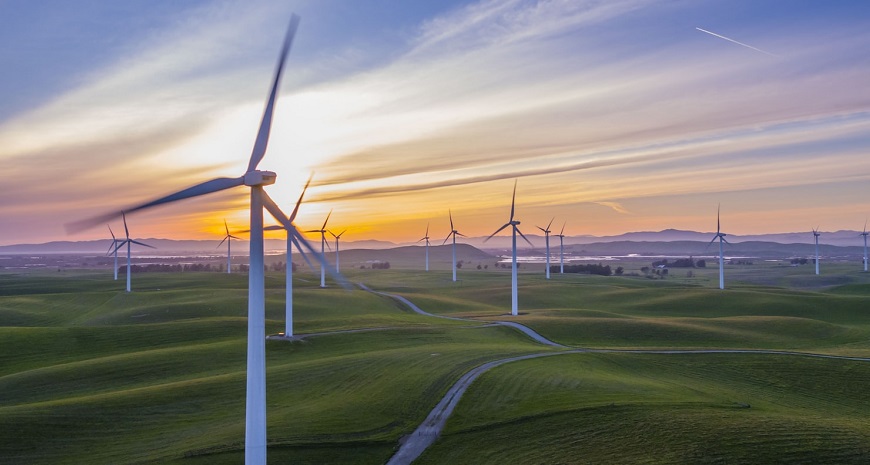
[485,223,511,242]
[509,179,517,222]
[66,177,246,233]
[247,14,300,173]
[516,227,534,247]
[289,173,313,222]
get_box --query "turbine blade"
[108,225,116,241]
[217,236,229,248]
[329,230,337,238]
[721,237,730,245]
[455,231,466,237]
[717,204,721,234]
[111,240,128,255]
[706,236,716,248]
[323,236,332,251]
[338,229,347,238]
[560,221,566,235]
[321,209,332,230]
[130,240,156,249]
[442,233,452,246]
[536,226,546,233]
[449,210,454,231]
[509,179,517,222]
[289,232,317,270]
[228,234,241,240]
[224,219,230,236]
[484,223,511,242]
[123,212,129,239]
[425,222,429,237]
[261,189,292,229]
[263,225,284,231]
[516,226,534,247]
[288,172,313,222]
[547,217,554,231]
[246,14,300,173]
[66,177,246,233]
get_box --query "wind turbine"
[306,209,332,288]
[106,225,123,280]
[812,227,821,275]
[556,222,566,274]
[418,223,431,271]
[329,228,347,273]
[217,219,241,274]
[262,176,318,339]
[442,211,464,282]
[537,218,554,279]
[484,180,533,316]
[67,15,308,464]
[707,205,729,290]
[110,213,155,293]
[861,221,868,272]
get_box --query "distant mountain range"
[0,229,865,258]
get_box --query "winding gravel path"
[361,284,870,465]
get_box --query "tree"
[615,266,624,276]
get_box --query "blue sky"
[1,0,869,245]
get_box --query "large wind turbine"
[485,180,533,316]
[812,227,821,275]
[442,211,465,282]
[556,222,566,274]
[861,221,868,272]
[418,223,431,271]
[111,213,155,293]
[707,206,729,290]
[106,225,123,280]
[537,218,554,279]
[217,219,240,274]
[67,15,307,464]
[329,229,346,273]
[306,209,332,288]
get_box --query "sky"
[1,0,869,246]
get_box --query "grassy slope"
[417,353,870,464]
[2,266,870,463]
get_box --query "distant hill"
[1,229,865,257]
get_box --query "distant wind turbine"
[861,221,868,272]
[262,175,318,338]
[485,180,533,316]
[707,205,728,290]
[106,225,123,280]
[418,223,431,272]
[111,212,155,293]
[329,229,347,273]
[217,219,241,274]
[66,14,313,463]
[812,227,821,275]
[306,210,332,288]
[537,218,554,280]
[442,211,465,282]
[556,222,566,274]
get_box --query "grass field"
[1,263,869,463]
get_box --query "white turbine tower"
[485,180,533,316]
[111,213,155,293]
[537,218,554,279]
[306,210,332,288]
[106,225,123,280]
[442,211,465,282]
[707,206,729,290]
[329,229,346,273]
[418,223,431,272]
[861,221,868,272]
[812,227,821,275]
[67,15,310,464]
[217,219,240,274]
[556,222,566,274]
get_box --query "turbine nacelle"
[244,170,277,186]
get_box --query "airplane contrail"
[696,27,777,57]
